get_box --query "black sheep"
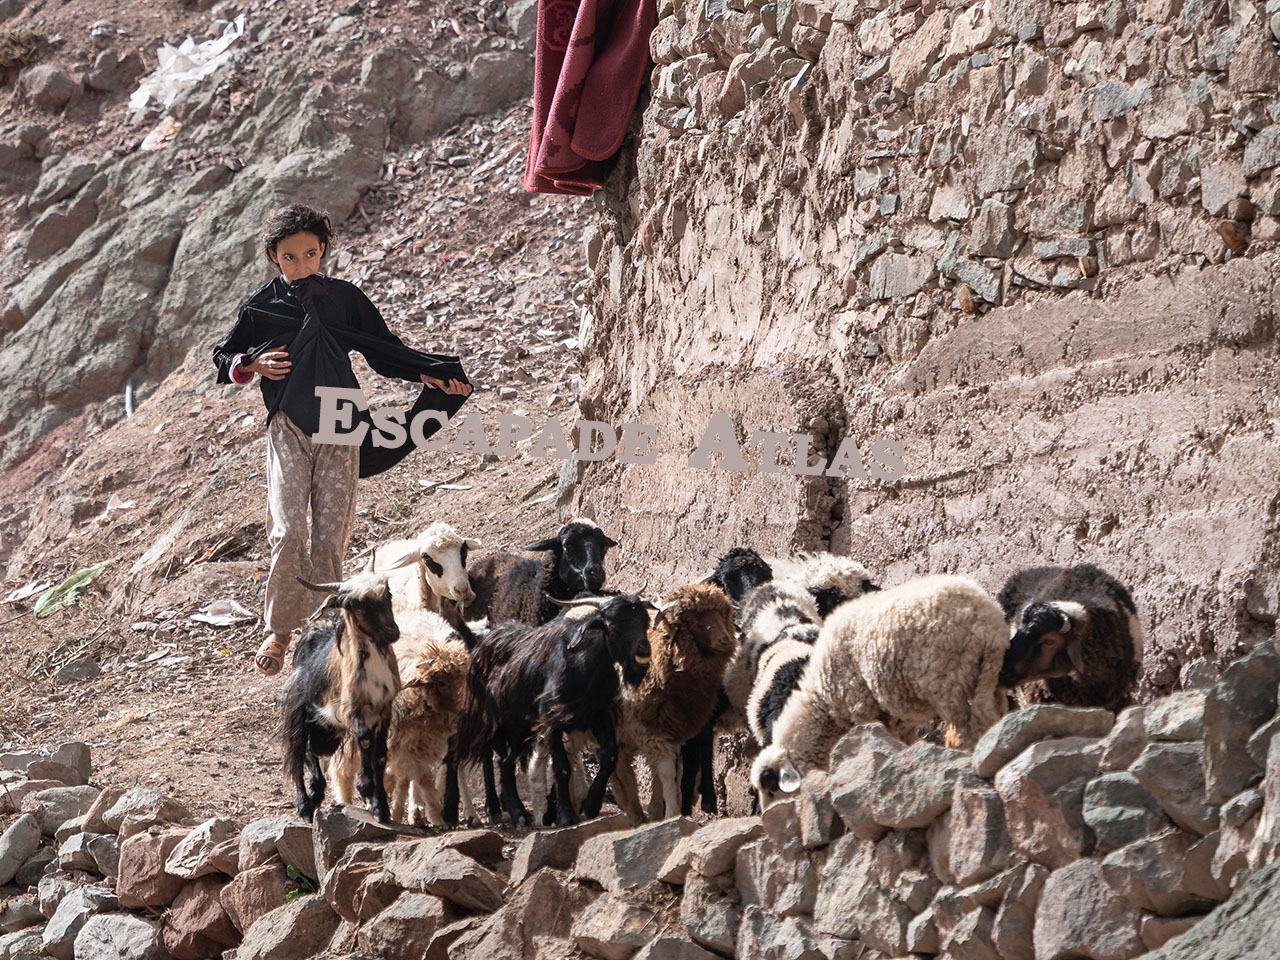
[997,563,1144,713]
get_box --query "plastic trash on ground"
[33,558,120,618]
[128,13,247,115]
[189,598,255,627]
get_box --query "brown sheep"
[611,583,738,822]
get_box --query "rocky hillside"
[575,0,1280,696]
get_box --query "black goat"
[997,563,1144,712]
[457,518,618,626]
[279,571,400,823]
[454,593,652,828]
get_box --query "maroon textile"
[525,0,657,195]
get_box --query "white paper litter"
[3,581,52,603]
[190,597,255,627]
[129,13,247,114]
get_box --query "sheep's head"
[298,571,399,649]
[522,518,616,595]
[701,546,773,607]
[1000,601,1086,687]
[790,554,881,619]
[652,583,738,668]
[751,744,804,808]
[419,523,480,607]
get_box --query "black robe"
[211,273,472,478]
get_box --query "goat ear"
[778,762,802,793]
[465,538,482,549]
[520,537,560,553]
[601,534,618,548]
[306,593,340,623]
[568,622,606,651]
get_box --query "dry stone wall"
[3,640,1278,960]
[575,0,1280,693]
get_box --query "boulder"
[57,832,106,873]
[812,834,913,954]
[1130,742,1219,836]
[235,895,341,960]
[736,905,829,960]
[15,847,56,888]
[238,815,314,878]
[0,814,42,886]
[574,817,698,891]
[165,817,241,880]
[380,841,507,913]
[828,724,905,840]
[438,867,593,960]
[320,843,385,924]
[1083,772,1172,851]
[571,894,659,960]
[508,815,630,886]
[735,837,823,918]
[18,65,77,112]
[681,872,740,956]
[993,737,1101,867]
[355,892,450,960]
[1034,858,1144,960]
[686,817,764,877]
[163,877,240,960]
[25,761,86,787]
[73,913,169,960]
[116,828,189,908]
[221,863,290,935]
[1203,640,1280,803]
[41,886,118,960]
[102,787,190,840]
[311,803,402,878]
[868,741,971,829]
[973,705,1114,778]
[992,863,1050,960]
[0,897,44,933]
[81,787,125,835]
[1144,691,1206,742]
[1139,857,1280,958]
[1102,828,1218,916]
[26,786,100,837]
[633,938,718,960]
[950,771,1012,886]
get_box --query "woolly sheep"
[996,563,1144,713]
[751,575,1016,805]
[610,583,738,822]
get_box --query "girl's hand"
[248,348,291,380]
[421,374,473,396]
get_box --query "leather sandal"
[256,634,290,676]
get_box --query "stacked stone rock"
[599,0,1280,340]
[2,639,1278,959]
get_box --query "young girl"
[212,204,472,675]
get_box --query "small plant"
[284,864,318,901]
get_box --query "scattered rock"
[1130,742,1219,836]
[1203,640,1280,804]
[1033,858,1145,960]
[221,863,290,935]
[508,814,630,886]
[73,913,169,960]
[1083,772,1173,851]
[26,786,101,837]
[0,814,42,886]
[571,894,659,960]
[994,737,1101,868]
[235,895,341,960]
[42,886,119,960]
[355,892,450,960]
[1102,827,1218,916]
[102,787,190,840]
[166,817,241,880]
[116,828,189,909]
[574,818,698,891]
[163,877,241,960]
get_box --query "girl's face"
[268,230,326,283]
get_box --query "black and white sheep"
[996,563,1144,713]
[459,518,618,626]
[453,593,652,827]
[751,575,1021,805]
[279,570,401,822]
[371,521,481,621]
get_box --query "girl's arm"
[212,306,256,384]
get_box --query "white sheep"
[751,574,1013,803]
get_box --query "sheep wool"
[753,574,1009,798]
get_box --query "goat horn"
[547,595,607,609]
[297,576,343,593]
[363,546,378,573]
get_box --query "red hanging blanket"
[525,0,657,196]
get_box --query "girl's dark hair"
[261,203,333,261]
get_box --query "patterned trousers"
[263,411,360,640]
